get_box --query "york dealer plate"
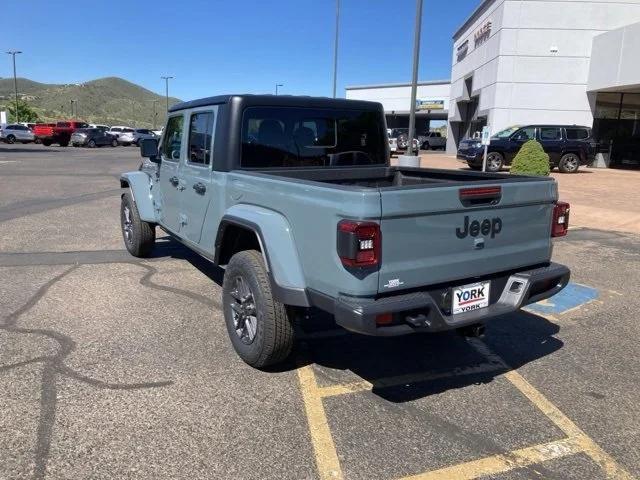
[452,281,490,315]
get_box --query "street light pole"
[70,100,75,119]
[161,76,173,112]
[275,83,283,95]
[332,0,340,98]
[6,50,22,122]
[407,0,424,159]
[152,100,158,129]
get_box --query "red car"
[33,120,89,147]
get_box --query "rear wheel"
[6,135,15,144]
[87,139,96,148]
[120,192,155,257]
[486,152,504,172]
[558,153,580,173]
[34,138,42,144]
[59,141,69,147]
[42,139,52,146]
[222,250,294,368]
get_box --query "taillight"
[551,201,570,237]
[337,220,381,267]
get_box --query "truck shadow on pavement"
[295,311,562,403]
[154,236,563,404]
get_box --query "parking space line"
[297,365,344,480]
[297,337,635,480]
[504,370,636,480]
[316,363,505,399]
[399,437,581,480]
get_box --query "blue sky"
[4,0,479,100]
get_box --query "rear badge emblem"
[384,278,404,289]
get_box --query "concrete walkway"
[414,153,640,235]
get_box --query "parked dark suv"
[457,125,596,173]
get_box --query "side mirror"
[140,138,160,163]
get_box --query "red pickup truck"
[33,121,89,146]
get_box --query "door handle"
[169,176,179,187]
[193,182,207,195]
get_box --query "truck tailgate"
[378,180,557,293]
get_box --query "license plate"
[452,281,490,314]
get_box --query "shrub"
[510,140,550,176]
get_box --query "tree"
[6,101,40,123]
[510,140,550,176]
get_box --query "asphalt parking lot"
[1,143,638,480]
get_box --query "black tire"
[223,250,294,368]
[59,141,69,147]
[111,139,118,147]
[122,142,131,147]
[422,141,430,150]
[485,152,504,172]
[6,135,15,144]
[120,192,155,257]
[558,153,580,173]
[42,139,52,146]
[34,138,42,144]
[87,139,96,148]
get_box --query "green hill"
[0,76,181,128]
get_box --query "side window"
[540,127,561,141]
[161,115,184,161]
[565,128,589,140]
[513,127,536,141]
[188,111,215,165]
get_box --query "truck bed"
[249,166,553,190]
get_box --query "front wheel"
[6,135,15,144]
[120,192,155,257]
[222,250,294,368]
[87,139,96,148]
[486,152,504,172]
[558,153,580,173]
[111,138,118,147]
[59,141,69,147]
[42,139,52,146]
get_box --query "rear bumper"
[319,262,570,336]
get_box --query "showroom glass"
[540,127,561,140]
[188,111,215,166]
[240,107,386,168]
[162,115,184,161]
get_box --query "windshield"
[241,106,386,168]
[492,126,520,139]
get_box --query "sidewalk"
[407,153,640,235]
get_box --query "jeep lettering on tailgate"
[456,216,502,239]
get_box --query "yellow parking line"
[297,365,344,480]
[504,370,636,480]
[316,363,505,399]
[399,436,581,480]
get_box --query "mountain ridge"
[0,76,182,128]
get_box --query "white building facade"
[447,0,640,167]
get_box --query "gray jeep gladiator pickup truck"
[120,94,570,368]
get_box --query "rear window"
[565,128,590,140]
[241,107,386,168]
[123,128,134,133]
[136,129,152,134]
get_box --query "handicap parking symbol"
[526,282,598,315]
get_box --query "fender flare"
[120,171,156,222]
[215,204,309,307]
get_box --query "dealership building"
[346,0,640,168]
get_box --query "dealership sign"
[474,20,492,46]
[416,99,444,111]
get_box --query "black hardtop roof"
[169,94,383,113]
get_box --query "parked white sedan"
[0,124,35,144]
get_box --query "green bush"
[510,140,550,176]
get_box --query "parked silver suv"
[0,124,35,144]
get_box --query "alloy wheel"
[229,276,258,345]
[122,205,133,244]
